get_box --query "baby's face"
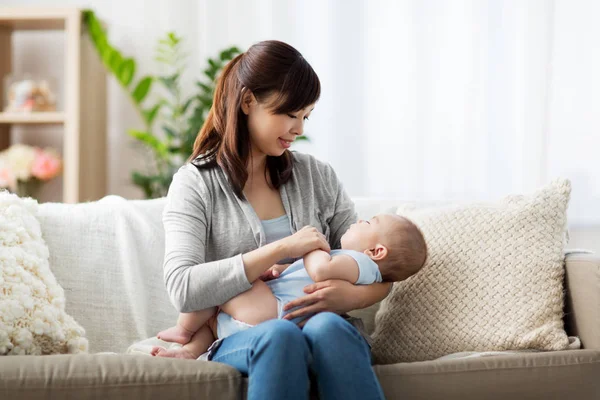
[341,214,398,252]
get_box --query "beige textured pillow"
[0,191,88,355]
[372,179,571,364]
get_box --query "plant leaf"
[198,95,212,107]
[219,46,241,61]
[142,103,162,126]
[118,59,135,87]
[127,129,167,156]
[158,74,179,96]
[108,50,124,74]
[132,76,153,104]
[197,81,212,93]
[181,97,195,113]
[203,67,217,81]
[84,10,103,42]
[131,171,154,198]
[168,32,181,45]
[101,46,115,69]
[162,124,177,139]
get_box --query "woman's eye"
[288,114,310,121]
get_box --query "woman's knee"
[255,319,307,348]
[302,312,359,341]
[303,312,344,331]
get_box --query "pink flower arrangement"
[0,144,62,197]
[31,148,62,180]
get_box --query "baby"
[152,214,427,359]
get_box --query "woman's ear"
[240,89,256,116]
[365,244,388,261]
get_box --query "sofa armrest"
[564,252,600,349]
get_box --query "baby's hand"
[259,263,291,281]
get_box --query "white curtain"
[193,0,599,226]
[5,0,599,225]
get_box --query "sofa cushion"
[374,349,600,400]
[0,354,241,400]
[0,190,88,354]
[0,350,596,400]
[372,179,572,363]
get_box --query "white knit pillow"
[372,179,571,364]
[0,191,88,355]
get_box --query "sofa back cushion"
[37,196,176,353]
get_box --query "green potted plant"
[83,11,242,198]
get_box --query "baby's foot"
[151,346,197,359]
[150,346,165,357]
[156,325,193,345]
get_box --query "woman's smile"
[278,138,293,149]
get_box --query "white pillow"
[0,191,88,355]
[371,179,571,363]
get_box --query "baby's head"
[340,214,427,282]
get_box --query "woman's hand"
[280,226,330,259]
[282,279,359,326]
[259,263,291,281]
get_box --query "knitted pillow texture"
[372,179,572,364]
[0,191,88,355]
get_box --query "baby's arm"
[304,250,359,283]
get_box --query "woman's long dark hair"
[187,40,321,200]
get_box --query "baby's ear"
[365,244,388,261]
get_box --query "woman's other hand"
[281,226,330,259]
[282,279,358,326]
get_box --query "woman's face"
[242,91,314,157]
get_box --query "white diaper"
[216,311,254,339]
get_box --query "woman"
[163,40,390,399]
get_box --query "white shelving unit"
[0,7,107,203]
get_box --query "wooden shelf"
[0,111,65,124]
[0,7,78,31]
[0,7,107,203]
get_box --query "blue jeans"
[210,312,385,400]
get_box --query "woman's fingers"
[285,226,331,258]
[302,281,329,294]
[315,233,330,252]
[283,292,321,311]
[283,302,323,321]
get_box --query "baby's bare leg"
[153,282,276,358]
[221,280,278,325]
[157,307,217,345]
[153,321,215,360]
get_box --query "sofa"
[1,195,599,399]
